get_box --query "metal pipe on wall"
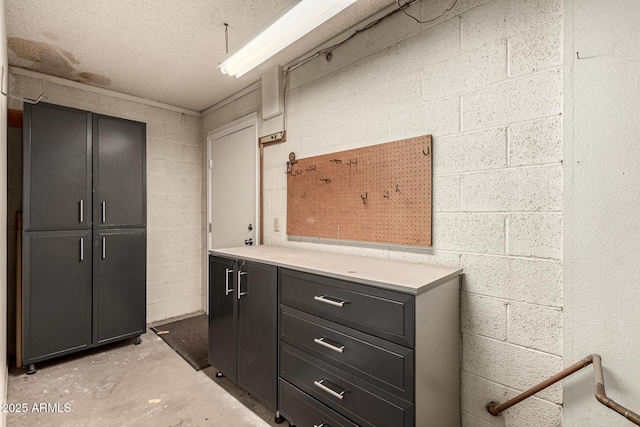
[486,354,640,426]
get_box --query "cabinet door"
[23,103,91,231]
[22,230,92,364]
[93,115,146,228]
[93,229,146,345]
[237,260,278,410]
[208,256,238,382]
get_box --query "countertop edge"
[209,247,462,295]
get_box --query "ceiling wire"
[285,0,458,73]
[224,23,229,54]
[282,0,458,128]
[397,0,458,24]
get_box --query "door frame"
[206,113,259,311]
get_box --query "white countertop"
[209,246,461,295]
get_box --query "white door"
[207,115,258,250]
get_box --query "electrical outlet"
[274,218,280,232]
[259,131,287,145]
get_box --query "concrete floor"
[7,329,292,427]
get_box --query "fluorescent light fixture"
[219,0,357,78]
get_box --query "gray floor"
[7,329,292,427]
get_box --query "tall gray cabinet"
[22,102,146,372]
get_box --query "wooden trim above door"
[8,109,23,127]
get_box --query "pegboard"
[286,135,432,246]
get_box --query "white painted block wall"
[0,0,9,424]
[8,72,205,325]
[563,1,640,426]
[204,0,564,425]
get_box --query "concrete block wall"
[8,71,204,325]
[205,1,564,425]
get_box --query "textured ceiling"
[4,0,395,112]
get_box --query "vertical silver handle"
[237,271,248,300]
[225,268,234,295]
[80,238,84,261]
[79,200,84,223]
[102,237,106,259]
[102,201,106,223]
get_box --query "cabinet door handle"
[225,268,234,295]
[314,423,331,427]
[80,237,84,261]
[237,271,248,300]
[101,201,106,223]
[313,379,345,400]
[314,295,346,307]
[102,237,106,259]
[313,337,345,353]
[79,200,84,223]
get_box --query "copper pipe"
[486,355,594,416]
[592,355,640,425]
[486,354,640,426]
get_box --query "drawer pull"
[314,295,347,307]
[314,379,346,400]
[314,423,331,427]
[313,337,345,353]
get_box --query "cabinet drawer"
[281,306,414,401]
[280,269,414,347]
[280,379,359,427]
[280,343,414,427]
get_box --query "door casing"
[206,113,259,313]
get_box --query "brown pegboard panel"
[287,135,432,246]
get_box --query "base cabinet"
[278,268,460,427]
[210,246,461,427]
[208,255,278,410]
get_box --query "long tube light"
[219,0,357,78]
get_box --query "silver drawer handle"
[314,337,344,353]
[102,237,106,259]
[102,201,106,223]
[80,237,84,261]
[225,268,234,295]
[314,423,330,427]
[314,379,345,400]
[314,295,345,307]
[79,200,84,223]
